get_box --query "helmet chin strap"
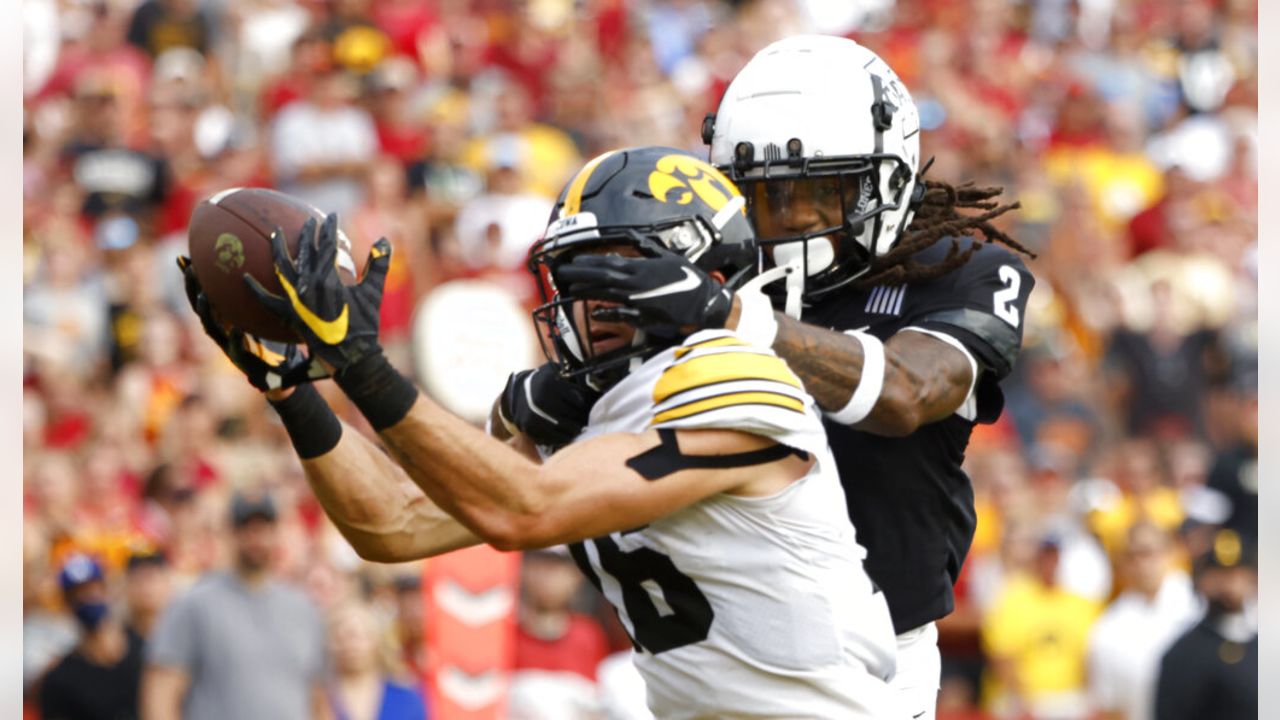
[629,330,647,371]
[555,305,585,362]
[740,258,805,319]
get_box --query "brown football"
[187,187,357,341]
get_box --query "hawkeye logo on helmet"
[648,155,746,218]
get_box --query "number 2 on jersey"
[569,536,714,654]
[993,265,1021,327]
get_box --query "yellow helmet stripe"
[651,391,804,425]
[562,150,617,216]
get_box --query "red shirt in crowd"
[371,1,439,59]
[514,614,610,681]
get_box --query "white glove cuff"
[825,330,885,425]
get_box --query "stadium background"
[21,0,1257,718]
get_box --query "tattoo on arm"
[771,314,975,435]
[771,313,865,411]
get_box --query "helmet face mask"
[708,35,922,302]
[529,147,757,388]
[732,154,914,300]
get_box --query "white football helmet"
[706,35,922,300]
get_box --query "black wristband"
[268,384,343,459]
[334,353,419,431]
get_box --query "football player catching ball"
[508,36,1037,720]
[179,146,907,719]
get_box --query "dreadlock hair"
[853,178,1036,290]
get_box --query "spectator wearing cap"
[124,548,173,640]
[39,553,147,720]
[980,533,1102,720]
[452,136,555,277]
[1153,528,1257,720]
[1203,366,1257,547]
[126,0,212,60]
[459,77,581,201]
[1087,522,1200,720]
[142,491,329,720]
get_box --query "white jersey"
[568,330,903,719]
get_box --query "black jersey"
[1154,614,1258,720]
[803,237,1034,633]
[39,629,145,720]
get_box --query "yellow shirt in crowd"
[982,574,1103,708]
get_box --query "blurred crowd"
[22,0,1257,719]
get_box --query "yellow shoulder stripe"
[673,335,748,359]
[652,391,804,425]
[654,350,801,404]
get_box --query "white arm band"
[825,330,885,425]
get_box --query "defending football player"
[179,147,905,719]
[517,37,1037,720]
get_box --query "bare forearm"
[140,692,182,720]
[770,315,973,436]
[301,421,479,560]
[140,669,187,720]
[771,312,865,410]
[380,395,550,548]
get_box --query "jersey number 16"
[570,536,714,654]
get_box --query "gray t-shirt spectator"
[270,98,376,219]
[147,571,326,720]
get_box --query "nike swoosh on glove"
[499,363,601,448]
[555,245,732,339]
[244,213,391,373]
[176,255,328,391]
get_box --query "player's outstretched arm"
[268,387,481,562]
[301,420,482,561]
[554,247,974,437]
[379,392,812,549]
[767,315,974,436]
[174,251,477,561]
[243,213,808,547]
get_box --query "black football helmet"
[529,146,757,387]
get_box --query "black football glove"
[244,213,391,374]
[176,255,328,391]
[499,363,600,447]
[554,244,732,338]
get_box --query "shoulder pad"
[652,336,807,426]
